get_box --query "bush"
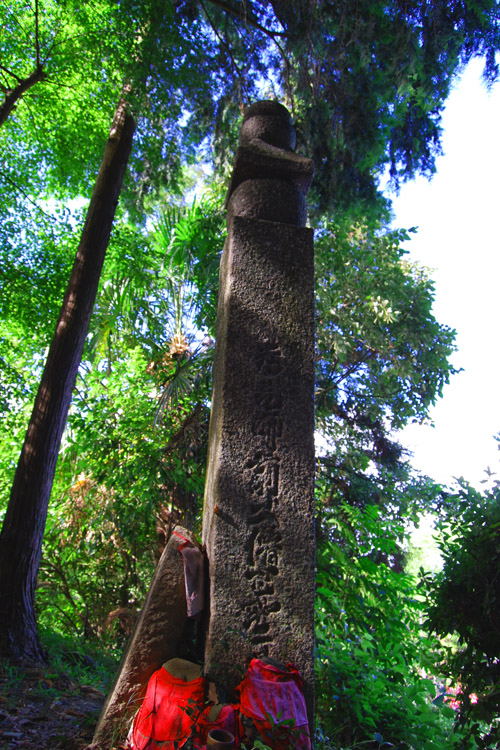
[315,503,462,749]
[424,475,500,749]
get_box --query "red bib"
[235,658,311,750]
[129,667,206,750]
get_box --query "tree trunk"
[0,66,47,128]
[0,97,136,662]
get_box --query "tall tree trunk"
[0,97,136,662]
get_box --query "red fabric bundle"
[235,658,311,750]
[128,666,206,750]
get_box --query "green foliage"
[316,217,456,431]
[38,349,165,637]
[424,469,500,748]
[0,0,120,194]
[3,0,500,226]
[39,627,119,693]
[28,194,224,640]
[37,345,209,639]
[0,0,218,234]
[0,210,80,503]
[197,0,500,214]
[315,215,454,534]
[315,503,463,749]
[153,192,226,338]
[0,190,224,641]
[0,628,118,712]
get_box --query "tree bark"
[0,97,136,662]
[0,66,47,128]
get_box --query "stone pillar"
[202,102,315,722]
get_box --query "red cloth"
[198,704,240,747]
[128,667,206,750]
[235,658,311,750]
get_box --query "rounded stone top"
[239,100,296,151]
[242,100,292,123]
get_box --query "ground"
[0,661,106,749]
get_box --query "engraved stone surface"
[91,526,197,749]
[202,101,315,725]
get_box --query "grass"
[39,625,120,693]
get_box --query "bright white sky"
[389,58,500,490]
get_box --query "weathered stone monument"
[202,101,316,721]
[90,527,200,749]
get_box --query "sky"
[389,58,500,490]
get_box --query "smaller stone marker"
[202,101,316,724]
[90,526,198,749]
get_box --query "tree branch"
[204,0,289,39]
[41,557,81,617]
[0,63,24,85]
[315,349,378,397]
[0,66,46,128]
[199,0,250,103]
[0,169,56,222]
[35,0,41,68]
